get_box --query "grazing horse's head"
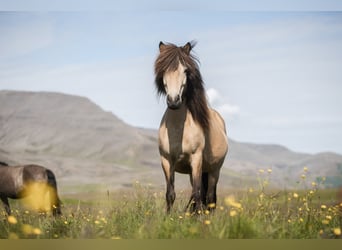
[154,41,199,110]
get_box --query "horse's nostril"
[175,95,180,102]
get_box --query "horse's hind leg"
[201,172,209,207]
[206,169,220,210]
[49,188,62,216]
[0,196,11,215]
[52,197,62,216]
[46,169,62,216]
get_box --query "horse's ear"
[159,41,166,52]
[182,42,192,55]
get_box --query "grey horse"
[0,162,62,216]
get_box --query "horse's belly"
[174,154,191,174]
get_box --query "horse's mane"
[0,161,9,166]
[154,41,209,131]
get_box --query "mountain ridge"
[1,90,341,191]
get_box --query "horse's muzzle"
[167,94,182,109]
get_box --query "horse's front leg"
[161,156,175,213]
[188,151,203,213]
[0,196,11,215]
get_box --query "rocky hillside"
[0,90,341,192]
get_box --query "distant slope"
[0,90,161,190]
[0,90,341,191]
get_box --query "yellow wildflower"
[33,228,42,235]
[229,210,237,217]
[204,220,211,225]
[21,182,56,213]
[293,193,299,198]
[321,205,327,209]
[322,219,329,225]
[208,203,216,209]
[259,169,264,174]
[7,215,17,224]
[303,166,308,172]
[267,168,272,173]
[224,195,242,209]
[333,228,341,236]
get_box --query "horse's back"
[22,164,49,182]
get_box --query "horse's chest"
[159,124,204,158]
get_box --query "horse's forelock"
[154,43,200,94]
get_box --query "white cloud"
[217,103,240,116]
[206,87,240,117]
[206,88,221,105]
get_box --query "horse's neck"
[166,103,188,126]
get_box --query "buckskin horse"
[154,41,228,213]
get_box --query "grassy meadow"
[0,168,341,239]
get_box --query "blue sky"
[0,10,342,154]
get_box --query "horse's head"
[155,41,197,110]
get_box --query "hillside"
[0,90,341,192]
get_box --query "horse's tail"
[46,169,62,216]
[0,161,8,166]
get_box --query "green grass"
[1,174,341,239]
